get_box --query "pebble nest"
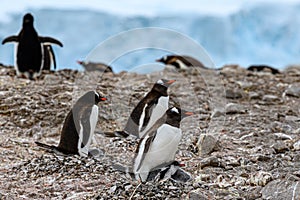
[0,64,299,199]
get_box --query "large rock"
[285,83,300,97]
[197,134,218,155]
[261,179,300,200]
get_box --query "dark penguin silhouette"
[247,65,280,74]
[35,91,107,157]
[2,13,63,79]
[156,55,207,70]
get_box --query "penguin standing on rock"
[35,91,107,157]
[2,13,63,79]
[156,55,207,70]
[133,107,193,182]
[123,79,175,138]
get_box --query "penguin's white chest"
[139,96,169,137]
[149,124,182,162]
[176,60,189,69]
[78,105,98,157]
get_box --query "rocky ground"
[0,64,299,199]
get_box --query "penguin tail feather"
[35,141,56,151]
[112,163,135,179]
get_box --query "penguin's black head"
[23,13,34,27]
[166,107,193,127]
[78,91,107,105]
[156,55,175,64]
[153,79,175,95]
[156,79,176,88]
[94,91,107,104]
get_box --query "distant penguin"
[77,60,113,73]
[247,65,280,74]
[42,44,57,71]
[133,107,193,182]
[156,55,207,70]
[35,91,107,157]
[123,79,175,138]
[2,13,63,79]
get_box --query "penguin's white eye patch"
[163,56,167,61]
[157,79,163,85]
[171,107,179,113]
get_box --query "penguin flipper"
[39,36,63,47]
[2,35,19,44]
[113,163,135,179]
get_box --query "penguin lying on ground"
[102,79,175,138]
[2,13,63,79]
[156,55,208,70]
[247,65,280,74]
[77,60,113,73]
[35,91,107,157]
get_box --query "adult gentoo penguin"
[133,106,193,182]
[156,54,207,70]
[123,79,175,138]
[35,91,107,157]
[2,13,63,79]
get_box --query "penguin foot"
[88,148,105,158]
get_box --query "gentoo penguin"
[156,55,207,70]
[2,13,63,79]
[247,65,280,74]
[77,60,113,73]
[42,44,57,70]
[35,91,107,157]
[123,79,175,138]
[133,106,193,182]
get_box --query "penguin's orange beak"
[167,79,176,84]
[184,112,194,116]
[100,97,107,101]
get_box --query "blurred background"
[0,0,300,72]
